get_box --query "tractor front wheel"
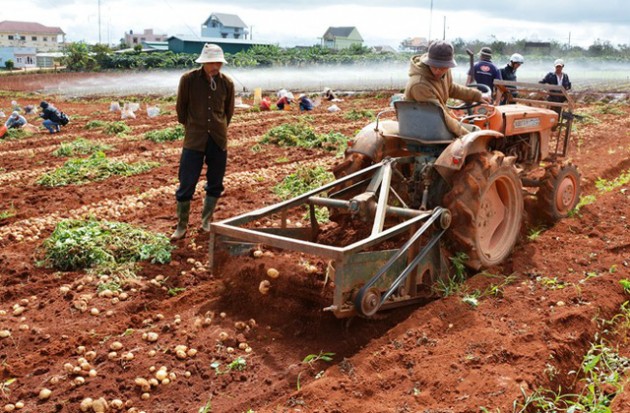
[443,151,524,270]
[536,163,581,224]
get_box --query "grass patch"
[144,124,185,142]
[52,137,113,157]
[39,218,173,271]
[36,152,159,187]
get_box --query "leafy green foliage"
[516,341,630,412]
[52,137,113,157]
[343,109,375,121]
[36,152,158,187]
[40,218,173,271]
[144,124,185,142]
[595,169,630,192]
[85,120,107,129]
[434,253,469,297]
[273,166,334,200]
[620,279,630,294]
[302,351,335,367]
[0,205,16,221]
[261,122,349,153]
[63,41,97,71]
[2,127,32,141]
[104,121,132,135]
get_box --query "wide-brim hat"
[479,46,492,59]
[421,40,457,68]
[195,43,227,64]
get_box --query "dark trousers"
[175,136,227,202]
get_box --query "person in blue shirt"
[298,94,313,111]
[499,53,524,103]
[467,47,502,96]
[5,111,27,129]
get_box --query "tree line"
[59,38,630,72]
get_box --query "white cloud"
[4,1,629,48]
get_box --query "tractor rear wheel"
[443,151,523,270]
[536,163,581,224]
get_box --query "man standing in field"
[171,43,235,241]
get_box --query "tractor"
[209,81,580,318]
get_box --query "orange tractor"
[209,81,580,318]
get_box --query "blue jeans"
[175,136,227,202]
[43,119,60,133]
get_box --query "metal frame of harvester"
[210,81,579,319]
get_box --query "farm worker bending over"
[5,111,27,129]
[39,101,63,134]
[404,40,491,137]
[172,43,235,241]
[276,92,293,110]
[298,94,314,111]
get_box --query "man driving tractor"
[404,40,491,136]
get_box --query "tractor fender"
[347,120,399,162]
[434,130,504,180]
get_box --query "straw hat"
[554,59,565,67]
[195,43,227,64]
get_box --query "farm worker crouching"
[404,40,491,137]
[5,111,27,129]
[276,91,294,110]
[259,96,271,111]
[298,94,314,111]
[39,101,63,134]
[172,43,235,241]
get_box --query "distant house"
[167,35,270,55]
[0,21,65,52]
[201,13,249,39]
[400,37,428,53]
[0,46,37,69]
[124,29,168,47]
[372,45,397,54]
[321,27,363,50]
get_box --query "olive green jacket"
[176,67,235,151]
[404,54,482,136]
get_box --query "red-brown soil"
[0,73,628,413]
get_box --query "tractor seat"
[389,100,456,144]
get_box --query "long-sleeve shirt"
[176,67,235,151]
[404,54,482,136]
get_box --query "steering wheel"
[447,83,491,110]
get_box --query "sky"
[4,0,629,49]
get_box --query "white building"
[0,21,65,52]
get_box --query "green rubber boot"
[170,200,191,241]
[201,196,218,232]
